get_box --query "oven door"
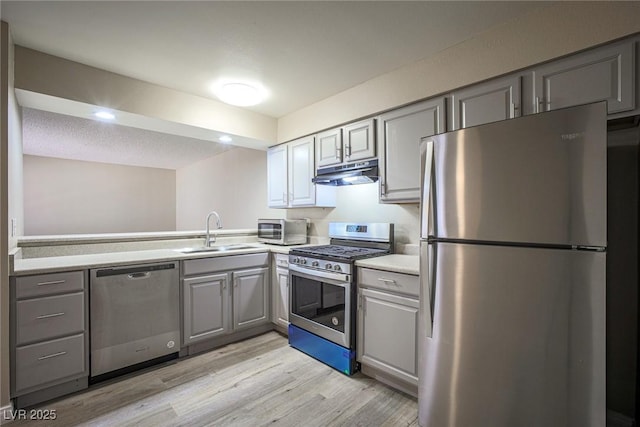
[289,264,353,349]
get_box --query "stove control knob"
[300,258,307,265]
[333,265,342,272]
[292,257,300,264]
[325,263,333,270]
[311,261,319,267]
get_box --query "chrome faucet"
[205,211,223,247]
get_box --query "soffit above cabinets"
[21,108,236,170]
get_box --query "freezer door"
[418,242,605,427]
[425,102,606,247]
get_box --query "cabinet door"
[274,267,290,329]
[15,334,85,393]
[343,118,376,162]
[450,75,521,130]
[534,40,635,114]
[183,273,229,345]
[378,99,445,203]
[288,136,316,207]
[316,127,343,168]
[357,288,419,385]
[267,145,288,208]
[233,267,270,331]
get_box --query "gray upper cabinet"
[267,137,335,209]
[315,119,376,170]
[316,127,343,168]
[378,98,445,203]
[450,74,522,130]
[533,39,635,115]
[266,144,288,208]
[343,118,376,162]
[288,136,316,207]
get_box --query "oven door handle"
[289,264,351,285]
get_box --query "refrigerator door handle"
[420,138,434,240]
[420,242,436,338]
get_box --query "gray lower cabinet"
[533,39,635,115]
[232,267,270,330]
[449,74,522,130]
[357,267,419,394]
[183,273,230,344]
[10,270,89,408]
[271,253,290,332]
[181,253,270,347]
[377,98,445,203]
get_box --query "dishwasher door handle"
[127,272,151,280]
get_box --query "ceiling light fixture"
[219,135,233,143]
[216,82,265,107]
[94,111,115,120]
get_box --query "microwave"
[258,219,307,245]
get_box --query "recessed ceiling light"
[216,83,265,107]
[219,135,233,143]
[94,111,115,120]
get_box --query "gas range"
[287,222,394,376]
[289,245,390,277]
[290,222,394,267]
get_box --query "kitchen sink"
[176,244,258,254]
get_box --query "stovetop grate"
[290,244,389,260]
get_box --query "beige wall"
[8,39,23,249]
[287,183,420,248]
[278,2,640,142]
[23,155,176,235]
[176,147,284,230]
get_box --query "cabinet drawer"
[358,268,419,297]
[274,253,289,268]
[15,271,84,299]
[16,292,85,346]
[15,333,85,393]
[183,253,269,276]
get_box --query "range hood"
[312,159,379,186]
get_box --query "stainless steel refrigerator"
[418,102,607,427]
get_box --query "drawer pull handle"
[38,351,67,361]
[36,312,65,320]
[378,278,397,285]
[36,280,66,287]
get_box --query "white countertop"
[12,245,274,276]
[355,254,419,275]
[12,232,417,276]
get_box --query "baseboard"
[607,409,635,427]
[1,402,14,425]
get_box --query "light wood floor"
[14,332,418,426]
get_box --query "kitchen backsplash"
[286,182,420,246]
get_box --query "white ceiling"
[1,1,553,168]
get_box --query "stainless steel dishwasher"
[89,262,180,377]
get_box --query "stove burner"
[291,244,388,260]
